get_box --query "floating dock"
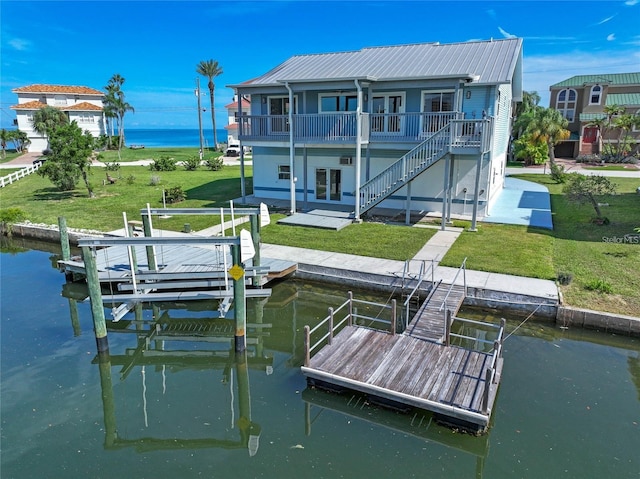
[302,275,505,433]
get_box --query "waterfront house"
[225,94,251,145]
[11,84,106,153]
[228,38,523,225]
[549,73,640,158]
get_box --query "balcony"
[238,112,491,152]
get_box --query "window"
[555,88,577,122]
[77,114,95,124]
[278,165,290,180]
[54,95,67,106]
[422,91,454,113]
[319,94,357,112]
[589,85,602,105]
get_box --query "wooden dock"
[405,283,466,343]
[302,284,505,433]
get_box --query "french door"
[315,168,341,201]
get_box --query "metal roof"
[606,93,640,106]
[230,38,522,88]
[550,73,640,88]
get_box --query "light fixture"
[466,90,471,99]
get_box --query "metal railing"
[303,291,397,367]
[438,257,467,313]
[238,111,493,145]
[0,161,42,187]
[482,318,506,413]
[402,259,435,326]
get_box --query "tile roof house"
[225,95,251,145]
[228,38,523,226]
[549,73,640,158]
[11,84,106,153]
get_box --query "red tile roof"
[63,102,103,111]
[10,100,48,110]
[225,99,251,109]
[12,84,104,95]
[10,100,103,111]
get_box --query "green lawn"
[441,174,640,316]
[582,165,638,171]
[2,161,640,315]
[0,164,251,232]
[97,147,221,163]
[0,150,25,164]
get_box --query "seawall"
[3,223,639,337]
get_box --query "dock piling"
[58,216,71,262]
[81,246,109,353]
[231,244,247,352]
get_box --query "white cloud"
[8,38,31,51]
[498,27,517,39]
[624,0,638,5]
[607,33,616,41]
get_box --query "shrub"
[164,186,186,204]
[0,207,27,236]
[549,162,567,183]
[149,156,177,171]
[584,278,613,294]
[149,175,161,186]
[556,272,573,285]
[204,157,224,171]
[125,174,136,185]
[104,161,121,171]
[183,156,201,171]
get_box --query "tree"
[524,107,570,167]
[31,105,68,149]
[587,105,638,162]
[563,173,617,222]
[10,130,29,152]
[0,129,8,159]
[37,121,96,197]
[196,59,223,149]
[515,91,540,118]
[103,74,134,159]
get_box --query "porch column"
[238,90,246,201]
[447,155,455,224]
[354,79,364,222]
[405,181,412,225]
[441,155,450,231]
[470,153,484,232]
[284,82,296,214]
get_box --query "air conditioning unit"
[339,156,353,165]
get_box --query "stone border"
[557,306,640,336]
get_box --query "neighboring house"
[549,72,640,158]
[225,94,251,145]
[10,84,106,153]
[228,38,523,224]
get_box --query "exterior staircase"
[359,124,451,215]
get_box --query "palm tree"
[524,107,570,166]
[103,82,119,149]
[31,105,68,150]
[104,74,134,159]
[196,59,223,149]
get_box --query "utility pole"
[196,77,204,160]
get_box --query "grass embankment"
[441,174,640,315]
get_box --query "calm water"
[124,129,228,148]
[1,241,639,478]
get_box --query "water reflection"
[84,301,271,455]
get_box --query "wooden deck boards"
[303,324,501,430]
[405,283,466,343]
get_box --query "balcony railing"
[238,112,491,150]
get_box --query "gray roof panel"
[231,38,522,88]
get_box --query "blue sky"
[1,0,639,131]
